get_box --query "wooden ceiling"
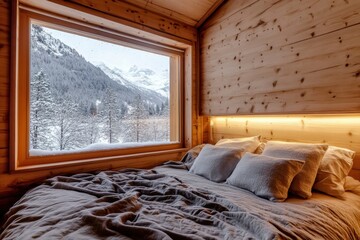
[121,0,225,27]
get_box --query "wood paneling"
[121,0,225,27]
[200,0,360,115]
[210,115,360,180]
[20,0,194,48]
[50,0,197,42]
[0,148,8,174]
[0,0,10,176]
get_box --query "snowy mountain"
[97,63,169,97]
[30,25,168,115]
[96,63,132,86]
[127,65,169,97]
[31,25,77,57]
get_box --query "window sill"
[11,147,188,173]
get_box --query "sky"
[42,26,169,73]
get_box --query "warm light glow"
[211,114,360,125]
[209,120,214,142]
[209,114,360,149]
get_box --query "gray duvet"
[1,167,360,240]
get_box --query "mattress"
[1,166,359,240]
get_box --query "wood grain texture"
[196,0,226,28]
[122,0,223,27]
[0,148,8,174]
[210,115,360,180]
[0,0,10,176]
[20,0,194,48]
[54,0,198,42]
[200,0,360,115]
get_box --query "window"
[13,9,184,168]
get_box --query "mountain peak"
[97,63,169,97]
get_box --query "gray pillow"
[227,153,304,202]
[262,141,328,198]
[189,144,244,182]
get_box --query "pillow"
[189,144,244,182]
[254,142,266,154]
[215,135,261,153]
[180,144,206,170]
[226,153,304,202]
[262,141,328,198]
[313,146,355,197]
[344,176,360,194]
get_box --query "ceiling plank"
[150,0,216,21]
[122,0,223,27]
[196,0,227,28]
[20,0,195,47]
[122,0,198,26]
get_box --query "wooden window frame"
[10,6,188,171]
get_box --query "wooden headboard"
[209,115,360,180]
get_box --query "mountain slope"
[30,25,167,115]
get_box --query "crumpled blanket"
[1,168,359,240]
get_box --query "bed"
[1,163,360,240]
[0,166,360,239]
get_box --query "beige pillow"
[344,176,360,194]
[226,153,304,202]
[189,144,244,182]
[262,141,328,198]
[215,136,261,153]
[254,142,266,154]
[180,144,206,169]
[313,146,355,197]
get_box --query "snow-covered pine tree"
[83,101,100,145]
[150,116,161,142]
[159,99,170,141]
[100,88,121,143]
[124,94,149,142]
[30,69,55,150]
[52,97,84,150]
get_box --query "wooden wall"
[0,0,202,217]
[0,0,10,175]
[200,0,360,115]
[210,115,360,180]
[200,0,360,181]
